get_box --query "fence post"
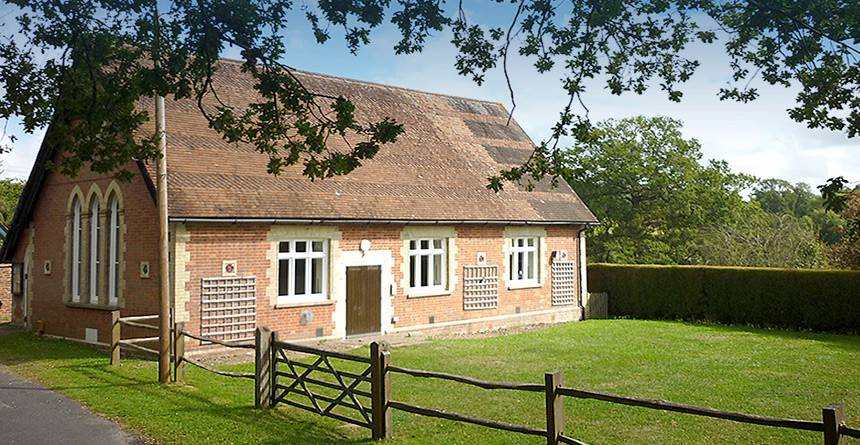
[371,341,392,440]
[823,403,845,445]
[173,321,185,384]
[110,310,120,366]
[545,371,564,445]
[270,331,279,407]
[255,326,273,408]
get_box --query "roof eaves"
[168,216,598,225]
[136,160,157,204]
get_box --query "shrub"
[588,263,860,331]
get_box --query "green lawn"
[1,320,858,444]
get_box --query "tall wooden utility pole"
[153,2,171,384]
[156,95,170,384]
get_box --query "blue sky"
[1,4,857,187]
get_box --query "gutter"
[168,217,599,226]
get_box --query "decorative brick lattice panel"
[463,265,499,310]
[200,276,256,343]
[551,260,577,306]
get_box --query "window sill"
[275,300,334,309]
[64,301,120,311]
[406,289,452,299]
[507,282,542,290]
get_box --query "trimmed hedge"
[588,263,860,331]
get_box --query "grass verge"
[1,320,858,444]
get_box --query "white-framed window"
[88,199,100,304]
[108,194,120,306]
[70,196,82,302]
[509,237,539,285]
[278,240,328,304]
[409,238,447,292]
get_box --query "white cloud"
[1,120,44,180]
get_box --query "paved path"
[0,365,144,445]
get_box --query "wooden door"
[346,266,382,336]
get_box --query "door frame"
[345,265,383,337]
[335,249,394,338]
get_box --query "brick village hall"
[1,59,597,351]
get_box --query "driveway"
[0,364,145,445]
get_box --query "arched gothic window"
[88,198,101,304]
[108,193,121,305]
[70,196,82,302]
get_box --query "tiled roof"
[142,60,596,224]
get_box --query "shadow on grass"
[0,332,374,445]
[670,320,860,353]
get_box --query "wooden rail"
[388,365,544,392]
[119,314,159,322]
[172,325,258,383]
[122,336,159,344]
[388,400,546,436]
[290,360,373,384]
[272,340,370,363]
[183,356,254,379]
[557,434,589,445]
[842,425,860,438]
[118,319,159,331]
[557,386,824,432]
[179,330,255,349]
[117,340,158,356]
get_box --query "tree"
[819,177,860,269]
[0,177,24,228]
[751,179,820,218]
[751,178,845,245]
[698,210,830,269]
[0,1,857,188]
[829,192,860,269]
[562,116,752,264]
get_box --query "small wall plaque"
[139,261,151,278]
[222,260,237,276]
[43,260,52,275]
[476,252,487,265]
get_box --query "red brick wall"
[392,225,581,327]
[180,222,582,346]
[11,158,583,345]
[8,159,160,343]
[0,264,10,320]
[180,224,337,349]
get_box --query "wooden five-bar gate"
[254,328,392,438]
[109,320,860,444]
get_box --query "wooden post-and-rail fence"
[109,311,255,383]
[108,319,860,444]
